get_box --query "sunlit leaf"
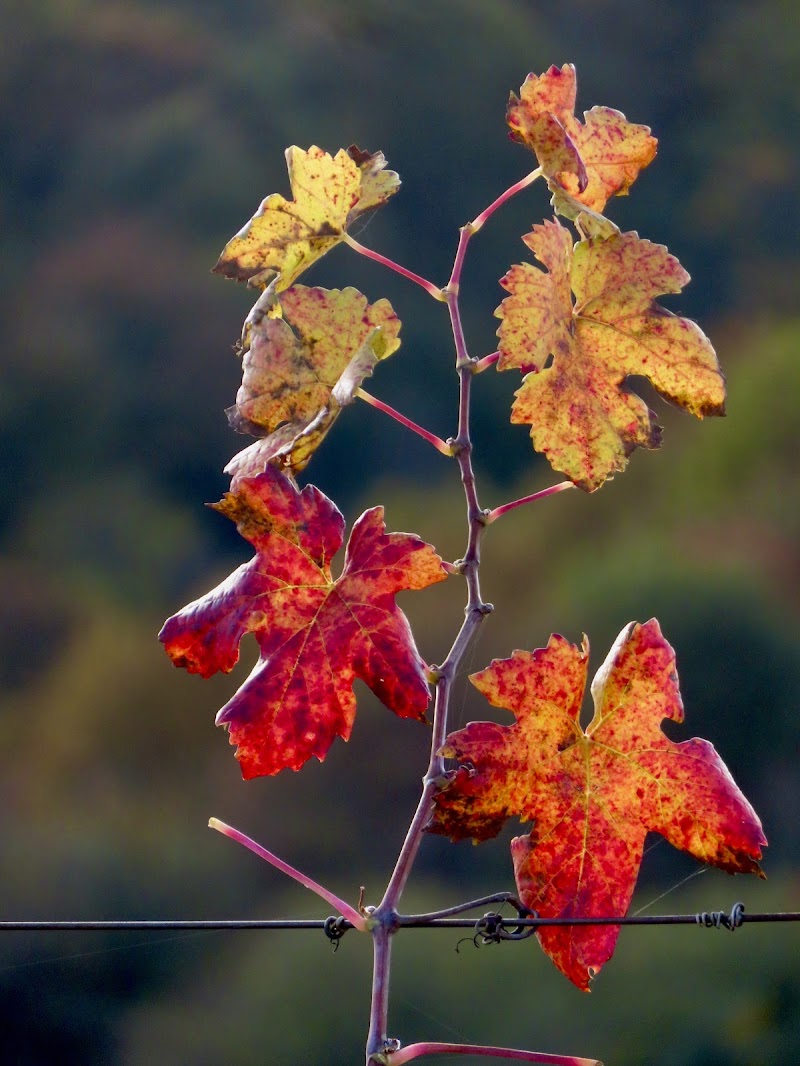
[496,219,725,490]
[226,282,401,477]
[430,620,766,990]
[159,467,446,778]
[508,64,657,214]
[213,145,400,290]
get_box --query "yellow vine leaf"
[225,283,401,479]
[508,64,657,214]
[213,145,400,291]
[496,219,725,490]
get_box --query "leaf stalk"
[344,233,445,300]
[473,351,501,373]
[470,167,543,232]
[486,481,575,523]
[357,389,453,456]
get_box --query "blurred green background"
[1,0,798,1062]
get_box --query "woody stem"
[365,224,493,1064]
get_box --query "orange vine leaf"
[507,64,657,214]
[496,219,725,490]
[213,144,400,291]
[226,282,401,478]
[429,620,766,990]
[159,467,447,778]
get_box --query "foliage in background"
[0,1,798,1062]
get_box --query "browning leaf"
[429,620,766,990]
[213,145,400,290]
[226,283,401,477]
[508,64,657,214]
[159,467,447,778]
[496,220,725,490]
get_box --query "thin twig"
[208,818,367,930]
[399,892,525,923]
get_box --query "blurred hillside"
[0,1,798,1063]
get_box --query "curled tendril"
[456,905,539,952]
[695,901,745,931]
[323,915,350,951]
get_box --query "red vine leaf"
[429,620,766,990]
[496,219,725,490]
[226,282,401,477]
[213,145,399,290]
[159,467,446,778]
[508,64,657,213]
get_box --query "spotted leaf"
[496,219,725,490]
[213,145,399,290]
[508,64,657,214]
[430,620,765,990]
[159,468,446,778]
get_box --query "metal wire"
[0,920,327,931]
[1,905,798,934]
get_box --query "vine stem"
[486,481,575,523]
[365,222,493,1064]
[343,233,446,300]
[357,389,453,456]
[363,166,554,1062]
[208,819,367,931]
[383,1043,601,1066]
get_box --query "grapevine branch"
[156,66,766,1066]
